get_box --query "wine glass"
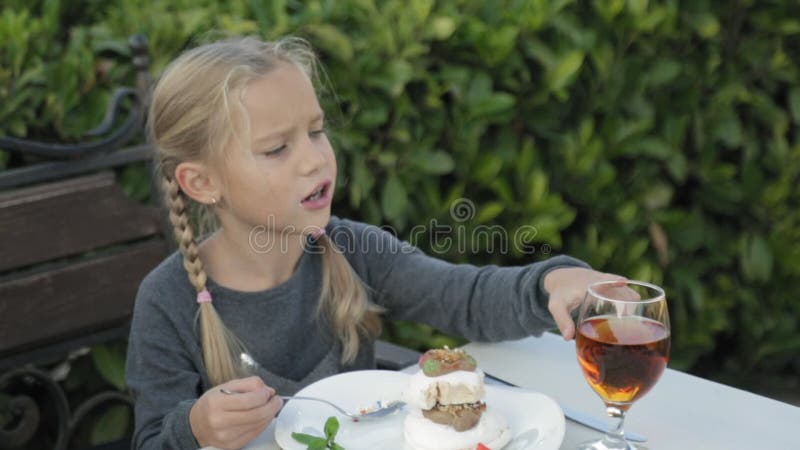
[575,280,670,450]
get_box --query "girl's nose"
[298,136,326,175]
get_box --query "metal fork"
[220,353,406,421]
[219,388,405,421]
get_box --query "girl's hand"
[189,376,283,449]
[543,267,630,340]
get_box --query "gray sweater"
[124,216,589,449]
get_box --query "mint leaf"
[291,432,326,445]
[309,441,328,450]
[292,417,345,449]
[324,416,340,441]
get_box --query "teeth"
[305,186,323,202]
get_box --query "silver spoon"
[221,353,405,421]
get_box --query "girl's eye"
[263,145,287,156]
[309,129,326,138]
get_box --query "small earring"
[210,197,217,206]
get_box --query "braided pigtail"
[162,175,247,386]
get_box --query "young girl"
[125,36,625,450]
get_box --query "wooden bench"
[0,35,168,450]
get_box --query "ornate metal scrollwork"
[0,364,133,450]
[0,367,70,449]
[0,34,151,160]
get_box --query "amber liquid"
[576,316,670,409]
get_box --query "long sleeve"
[329,217,591,342]
[125,275,204,450]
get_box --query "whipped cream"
[404,408,511,450]
[404,369,486,410]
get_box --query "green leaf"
[306,24,354,61]
[666,153,688,183]
[91,344,126,391]
[376,152,397,168]
[481,25,518,62]
[527,170,549,207]
[692,13,720,39]
[471,154,503,182]
[642,183,673,210]
[324,416,340,441]
[626,0,648,17]
[381,174,408,223]
[470,92,515,118]
[616,137,672,159]
[546,51,584,92]
[476,202,504,223]
[355,103,390,128]
[428,16,456,40]
[349,157,374,208]
[712,112,743,148]
[465,72,493,105]
[291,432,325,445]
[309,441,328,450]
[740,234,773,282]
[89,405,130,445]
[413,151,455,174]
[788,87,800,124]
[646,59,681,86]
[593,0,625,22]
[756,336,800,361]
[371,59,414,96]
[119,165,150,202]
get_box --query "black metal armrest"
[375,340,421,371]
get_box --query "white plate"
[272,370,565,450]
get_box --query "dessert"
[403,347,511,450]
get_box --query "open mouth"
[302,181,330,203]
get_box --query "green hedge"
[2,0,799,444]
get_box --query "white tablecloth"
[464,333,800,449]
[224,332,800,449]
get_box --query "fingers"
[194,378,282,449]
[265,393,284,420]
[593,279,642,302]
[544,269,636,342]
[224,376,267,393]
[218,394,283,428]
[218,377,275,411]
[219,387,274,412]
[210,414,273,449]
[548,297,576,341]
[222,405,281,449]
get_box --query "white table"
[242,333,799,449]
[464,333,800,450]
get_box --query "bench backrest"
[0,172,168,371]
[0,34,170,372]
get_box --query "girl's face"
[215,62,336,241]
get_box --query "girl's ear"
[174,162,220,205]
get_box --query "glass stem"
[605,405,627,443]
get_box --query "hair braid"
[163,176,207,291]
[162,174,246,385]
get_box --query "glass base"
[577,436,648,450]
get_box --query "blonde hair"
[149,37,382,386]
